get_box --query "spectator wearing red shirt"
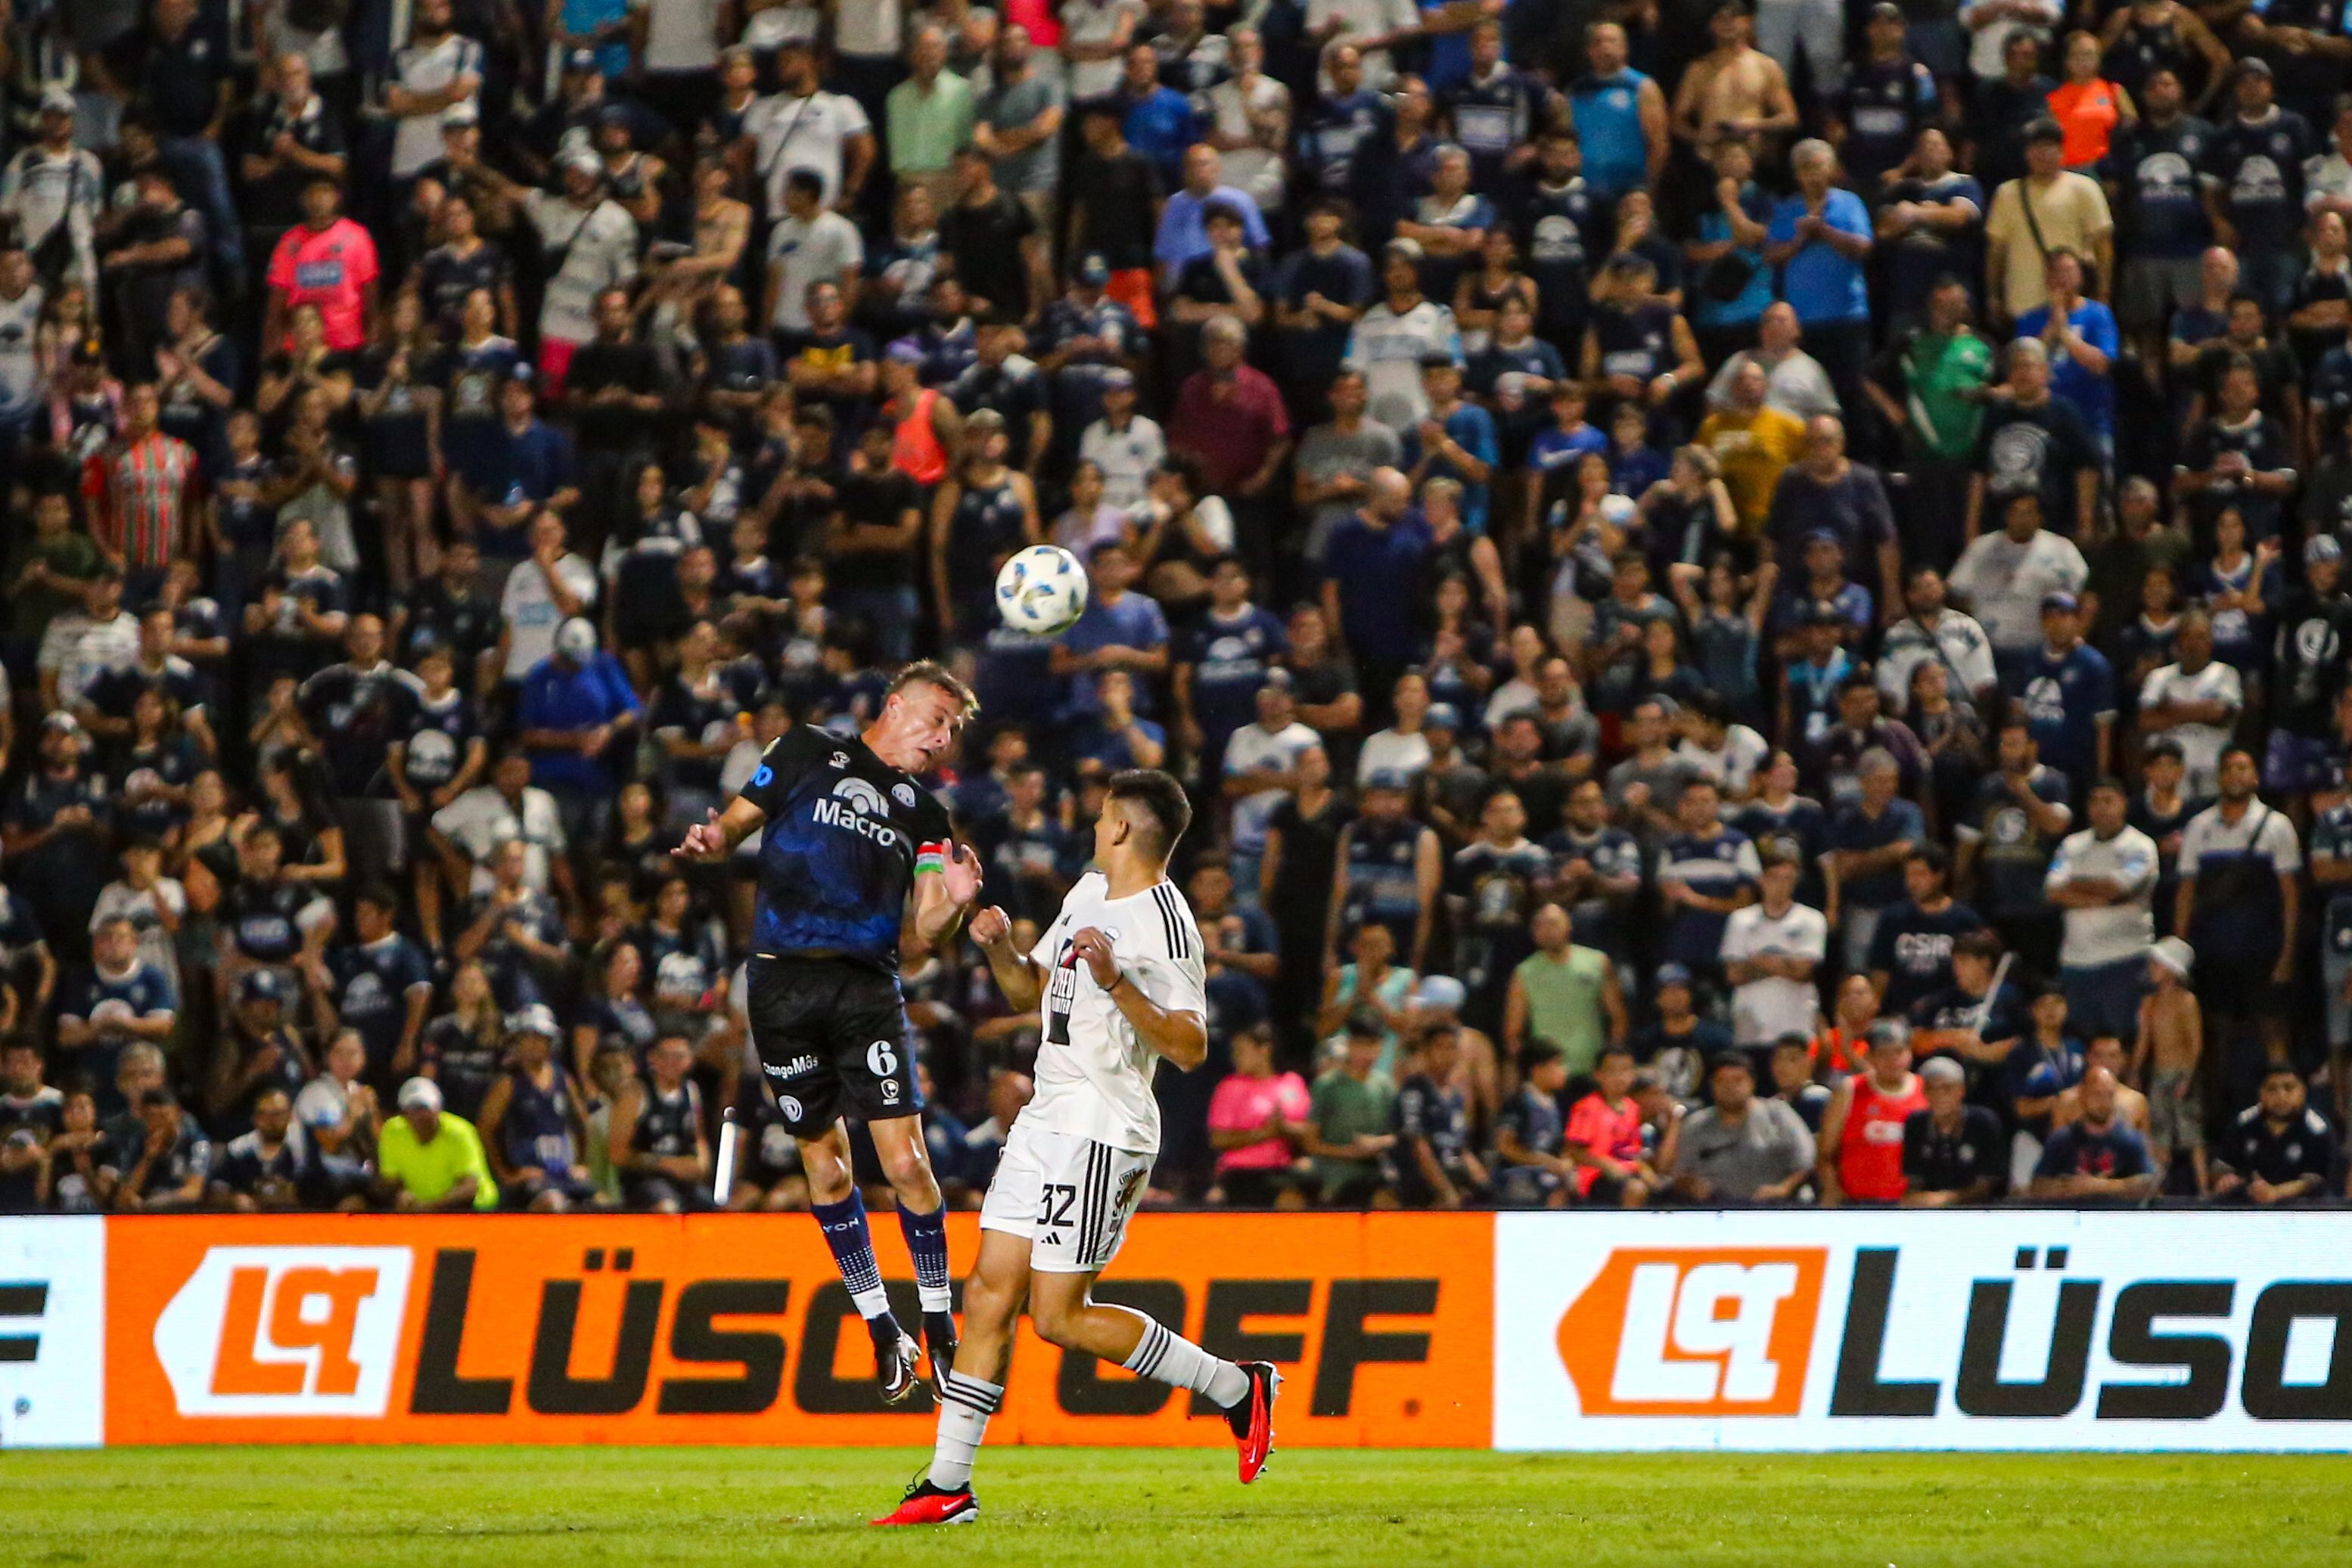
[1168,316,1291,573]
[1817,1019,1928,1204]
[263,175,380,354]
[1205,1023,1312,1207]
[81,383,200,598]
[1565,1045,1657,1206]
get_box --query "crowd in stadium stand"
[5,0,2352,1218]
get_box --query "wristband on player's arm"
[915,840,947,875]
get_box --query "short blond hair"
[890,660,981,725]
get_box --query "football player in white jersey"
[875,769,1281,1526]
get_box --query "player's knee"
[880,1140,937,1199]
[1027,1295,1081,1348]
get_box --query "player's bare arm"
[673,796,766,862]
[969,905,1045,1009]
[912,841,986,947]
[1071,926,1207,1070]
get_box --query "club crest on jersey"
[811,776,900,846]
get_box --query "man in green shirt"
[886,24,976,216]
[378,1078,499,1210]
[9,486,104,648]
[1301,1012,1398,1204]
[1503,903,1625,1078]
[1866,275,1993,570]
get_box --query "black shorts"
[747,955,924,1135]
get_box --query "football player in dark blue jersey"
[675,661,986,1402]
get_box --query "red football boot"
[1224,1362,1282,1484]
[872,1474,979,1526]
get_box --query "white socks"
[1114,1306,1251,1408]
[927,1311,1251,1492]
[927,1371,1002,1489]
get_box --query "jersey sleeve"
[1129,949,1208,1018]
[737,726,825,818]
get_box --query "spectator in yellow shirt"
[378,1078,499,1211]
[1696,359,1808,534]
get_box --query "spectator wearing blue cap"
[206,964,312,1136]
[1330,765,1442,970]
[1630,963,1732,1105]
[2011,589,2116,798]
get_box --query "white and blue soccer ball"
[996,543,1089,635]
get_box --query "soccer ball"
[996,544,1089,635]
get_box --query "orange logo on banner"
[105,1213,1493,1447]
[1557,1249,1826,1417]
[213,1267,380,1396]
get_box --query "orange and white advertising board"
[104,1212,1491,1446]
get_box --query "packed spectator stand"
[1,0,2349,1219]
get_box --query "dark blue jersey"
[500,1067,580,1176]
[739,725,954,971]
[328,935,433,1074]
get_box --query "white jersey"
[1026,871,1208,1155]
[1719,899,1828,1047]
[1344,300,1462,429]
[2046,824,2158,968]
[2139,660,2243,797]
[523,193,638,347]
[1877,609,1997,708]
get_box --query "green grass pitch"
[6,1447,2347,1566]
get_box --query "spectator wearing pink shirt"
[1205,1023,1312,1208]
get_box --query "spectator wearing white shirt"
[468,151,639,388]
[1061,0,1148,101]
[1719,849,1829,1049]
[90,838,187,997]
[1960,0,2060,81]
[1223,672,1322,905]
[2305,95,2352,222]
[2044,779,2159,1041]
[1306,0,1424,88]
[495,513,598,682]
[1344,240,1463,430]
[1355,670,1436,786]
[764,169,865,336]
[1947,491,2089,684]
[37,567,138,716]
[1076,367,1165,512]
[427,750,570,900]
[1703,303,1841,422]
[1877,564,2000,711]
[2137,610,2242,799]
[749,38,875,213]
[385,0,483,182]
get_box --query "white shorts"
[977,1121,1154,1274]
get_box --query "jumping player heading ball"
[674,660,986,1402]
